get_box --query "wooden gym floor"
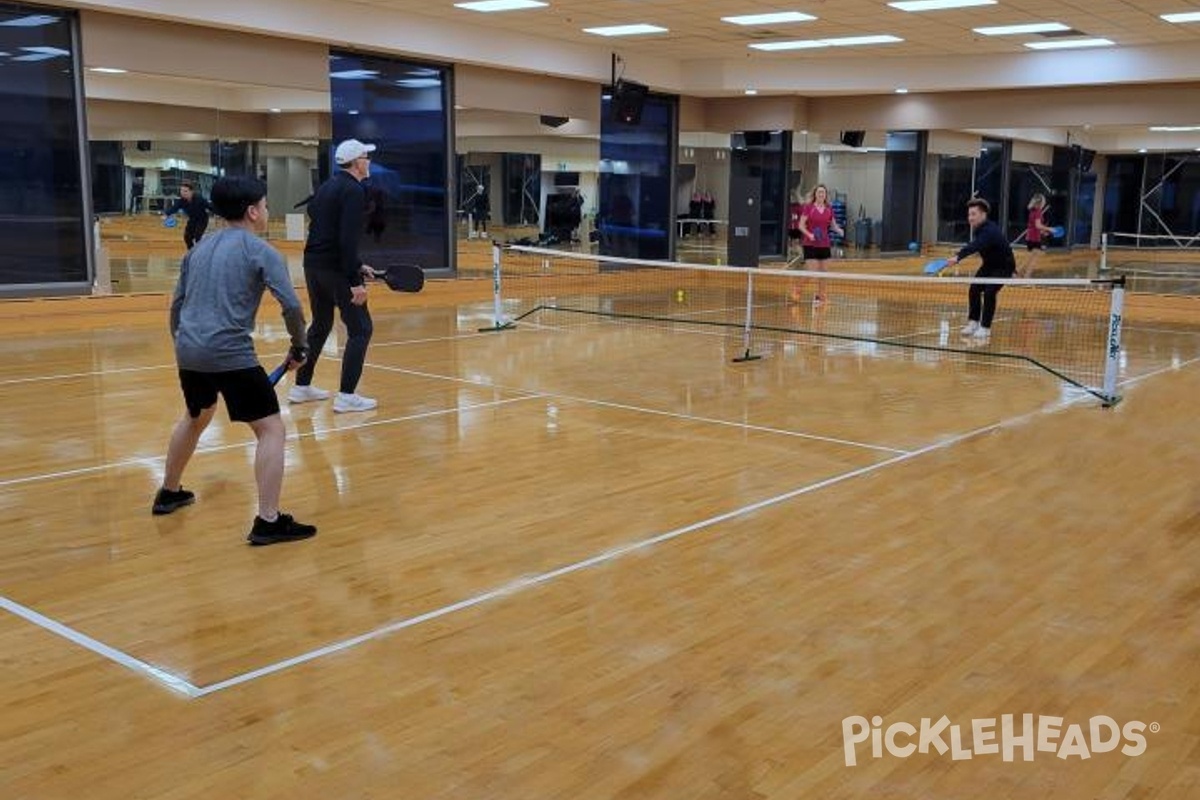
[1,250,1199,798]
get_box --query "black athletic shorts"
[803,245,832,261]
[178,366,280,423]
[1025,241,1043,251]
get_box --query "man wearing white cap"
[289,138,378,413]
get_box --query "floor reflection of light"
[198,426,223,447]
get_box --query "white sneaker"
[333,392,377,413]
[287,384,331,403]
[972,327,991,341]
[960,321,979,336]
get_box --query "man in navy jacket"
[945,198,1016,343]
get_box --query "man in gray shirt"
[153,175,317,546]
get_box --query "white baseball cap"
[335,139,376,165]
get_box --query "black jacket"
[956,219,1015,276]
[304,171,367,286]
[164,194,212,224]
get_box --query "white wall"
[677,146,730,224]
[817,151,887,224]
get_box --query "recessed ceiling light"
[330,70,380,80]
[722,11,816,25]
[750,40,829,51]
[1162,12,1200,23]
[1149,125,1200,132]
[895,87,909,93]
[751,34,902,51]
[455,0,546,10]
[269,108,282,113]
[89,67,127,74]
[583,23,667,36]
[974,22,1070,36]
[1025,38,1114,50]
[0,14,58,27]
[744,88,758,95]
[889,0,995,11]
[397,78,441,88]
[1138,148,1148,154]
[828,35,904,46]
[13,46,69,61]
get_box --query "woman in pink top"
[1020,193,1055,277]
[798,184,844,303]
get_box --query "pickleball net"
[483,244,1126,405]
[1100,232,1200,295]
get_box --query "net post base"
[478,322,517,333]
[732,351,762,363]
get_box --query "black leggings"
[296,267,373,394]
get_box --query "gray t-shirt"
[171,228,305,372]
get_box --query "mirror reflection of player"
[471,186,490,235]
[364,182,386,243]
[604,191,637,257]
[163,183,214,250]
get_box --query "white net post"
[1100,232,1108,272]
[479,241,514,332]
[1102,278,1125,406]
[732,270,762,363]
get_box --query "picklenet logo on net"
[842,715,1158,767]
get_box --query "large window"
[328,51,453,272]
[936,155,973,242]
[881,131,925,252]
[0,3,90,289]
[1142,153,1200,241]
[598,90,677,260]
[1006,161,1056,243]
[974,138,1007,213]
[1102,157,1144,237]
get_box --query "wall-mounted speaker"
[741,131,772,147]
[839,130,866,148]
[611,80,649,125]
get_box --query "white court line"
[0,363,176,387]
[0,395,539,489]
[366,329,541,349]
[561,396,907,455]
[1117,353,1200,389]
[0,595,199,698]
[1122,324,1200,337]
[192,393,1086,697]
[362,361,907,456]
[0,328,533,388]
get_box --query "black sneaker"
[246,513,317,546]
[152,486,195,515]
